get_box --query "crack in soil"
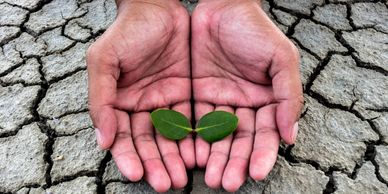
[323,170,336,194]
[363,144,388,187]
[96,152,112,194]
[1,0,388,192]
[46,67,87,85]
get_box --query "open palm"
[87,1,193,192]
[191,0,303,191]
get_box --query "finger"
[194,102,214,168]
[131,112,171,193]
[205,106,234,189]
[87,44,120,149]
[249,104,280,181]
[222,108,255,192]
[155,105,188,189]
[110,110,143,182]
[155,134,187,189]
[173,102,195,169]
[269,44,303,144]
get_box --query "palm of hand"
[191,1,302,191]
[107,7,190,112]
[193,1,293,107]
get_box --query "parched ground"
[0,0,387,193]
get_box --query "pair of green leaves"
[150,109,239,143]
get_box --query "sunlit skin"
[192,0,303,191]
[87,0,303,192]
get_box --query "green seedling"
[151,109,238,143]
[150,109,192,140]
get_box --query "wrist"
[116,0,182,10]
[115,0,184,17]
[115,0,124,7]
[198,0,261,6]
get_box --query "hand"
[86,0,194,192]
[191,0,303,191]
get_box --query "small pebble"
[53,155,64,161]
[52,117,59,125]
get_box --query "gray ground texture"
[0,0,387,193]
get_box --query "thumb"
[87,43,120,149]
[90,106,118,150]
[270,43,304,145]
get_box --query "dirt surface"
[1,0,387,193]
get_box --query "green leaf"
[195,111,239,143]
[151,109,192,140]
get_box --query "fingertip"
[291,122,299,143]
[249,166,268,181]
[113,153,144,182]
[171,172,188,189]
[250,173,267,181]
[249,164,269,181]
[205,181,220,189]
[222,173,242,192]
[184,157,196,169]
[196,150,209,168]
[144,160,171,193]
[249,154,274,181]
[90,107,117,149]
[196,154,208,168]
[222,179,241,192]
[276,100,301,145]
[124,167,144,182]
[95,128,112,150]
[222,160,246,192]
[94,128,104,148]
[205,169,221,189]
[279,122,298,145]
[121,159,144,182]
[128,169,144,182]
[152,178,171,193]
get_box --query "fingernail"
[291,122,299,143]
[95,128,103,147]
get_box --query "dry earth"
[0,0,387,193]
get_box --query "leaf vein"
[195,121,233,132]
[160,119,192,132]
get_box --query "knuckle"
[210,150,229,158]
[162,152,179,159]
[113,150,138,159]
[234,129,254,139]
[133,133,154,142]
[256,127,277,136]
[115,131,132,139]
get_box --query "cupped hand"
[86,0,194,192]
[191,0,303,191]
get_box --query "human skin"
[87,0,303,192]
[86,0,193,192]
[191,0,303,191]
